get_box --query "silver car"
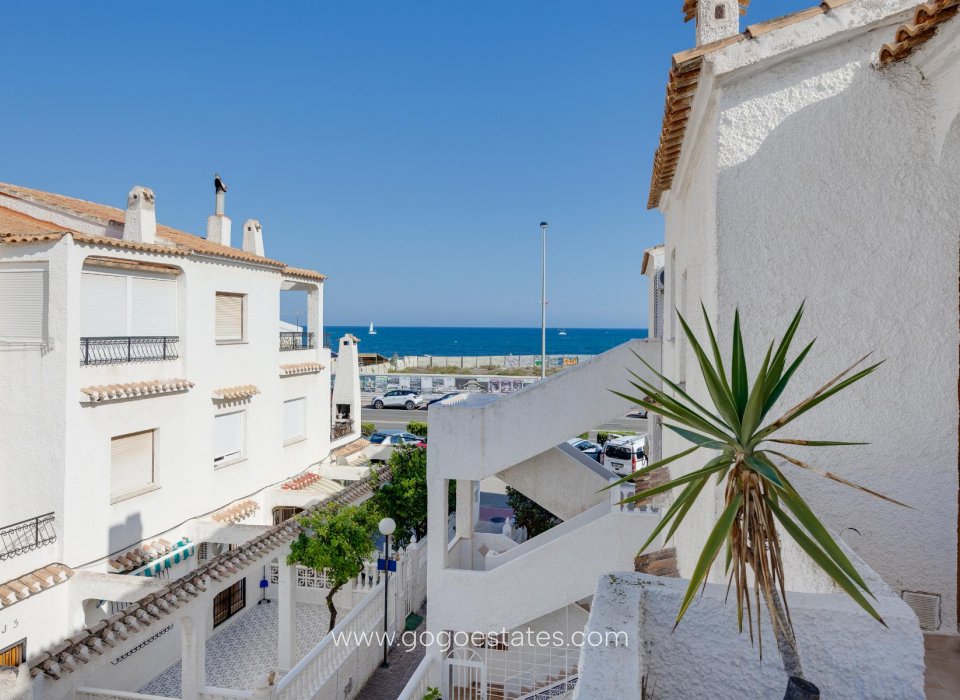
[371,390,423,410]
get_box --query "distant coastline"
[325,326,648,357]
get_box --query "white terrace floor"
[140,601,330,696]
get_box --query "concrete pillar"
[242,219,265,257]
[455,479,476,539]
[277,558,298,672]
[123,186,156,243]
[180,616,205,700]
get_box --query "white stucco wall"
[577,561,924,700]
[0,212,339,658]
[657,1,959,633]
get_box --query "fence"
[0,511,56,560]
[361,373,540,397]
[396,354,592,370]
[79,336,179,365]
[397,657,437,700]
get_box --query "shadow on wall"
[109,512,143,563]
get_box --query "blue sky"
[2,1,813,328]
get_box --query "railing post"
[34,516,39,548]
[162,337,168,360]
[83,338,89,365]
[127,336,132,363]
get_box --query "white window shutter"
[130,277,177,336]
[283,398,305,442]
[214,411,244,463]
[82,272,128,336]
[216,294,244,341]
[0,268,47,342]
[111,431,154,499]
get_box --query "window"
[0,266,47,343]
[215,293,245,342]
[81,271,176,337]
[111,430,156,501]
[0,639,26,668]
[283,398,306,444]
[272,506,305,525]
[214,411,245,466]
[213,578,246,627]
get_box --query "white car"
[602,434,649,476]
[371,390,423,410]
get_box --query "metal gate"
[443,647,486,699]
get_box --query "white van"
[602,434,649,476]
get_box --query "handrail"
[80,336,179,365]
[275,579,385,694]
[0,511,56,560]
[396,656,436,700]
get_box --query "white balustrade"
[396,657,437,700]
[76,689,171,700]
[198,687,256,700]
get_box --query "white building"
[0,180,365,695]
[411,1,957,698]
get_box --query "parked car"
[566,437,603,462]
[368,430,425,447]
[371,390,423,410]
[601,434,649,476]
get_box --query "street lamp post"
[378,517,396,668]
[539,221,548,379]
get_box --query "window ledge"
[111,483,160,505]
[214,457,247,470]
[283,436,307,447]
[216,340,248,346]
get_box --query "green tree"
[370,446,454,548]
[616,304,905,694]
[505,486,560,538]
[287,503,378,632]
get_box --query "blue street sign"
[377,558,397,572]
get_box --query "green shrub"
[596,430,635,445]
[360,422,376,437]
[406,421,428,439]
[578,432,589,440]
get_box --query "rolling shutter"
[111,431,155,499]
[0,268,47,342]
[81,272,128,337]
[283,398,305,442]
[214,411,244,464]
[131,277,177,336]
[216,294,244,341]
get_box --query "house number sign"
[1,618,20,635]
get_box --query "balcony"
[0,512,56,560]
[80,336,179,366]
[279,331,316,351]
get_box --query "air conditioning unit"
[901,590,941,631]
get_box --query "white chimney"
[206,173,231,246]
[242,219,264,257]
[123,186,157,244]
[696,0,740,45]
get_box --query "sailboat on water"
[558,329,567,336]
[369,322,377,335]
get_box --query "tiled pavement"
[357,609,429,700]
[140,601,330,696]
[925,642,960,700]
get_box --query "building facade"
[0,181,362,686]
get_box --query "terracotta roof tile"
[879,0,959,64]
[649,1,858,209]
[0,564,74,610]
[212,384,260,401]
[81,379,194,403]
[279,362,325,376]
[0,182,326,279]
[210,499,260,524]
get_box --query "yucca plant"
[613,303,907,691]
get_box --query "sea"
[325,326,647,357]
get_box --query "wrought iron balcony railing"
[279,331,316,351]
[80,336,180,366]
[0,512,56,560]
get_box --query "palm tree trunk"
[326,582,343,633]
[767,588,819,699]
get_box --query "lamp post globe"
[379,517,396,536]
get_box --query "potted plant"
[615,304,907,698]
